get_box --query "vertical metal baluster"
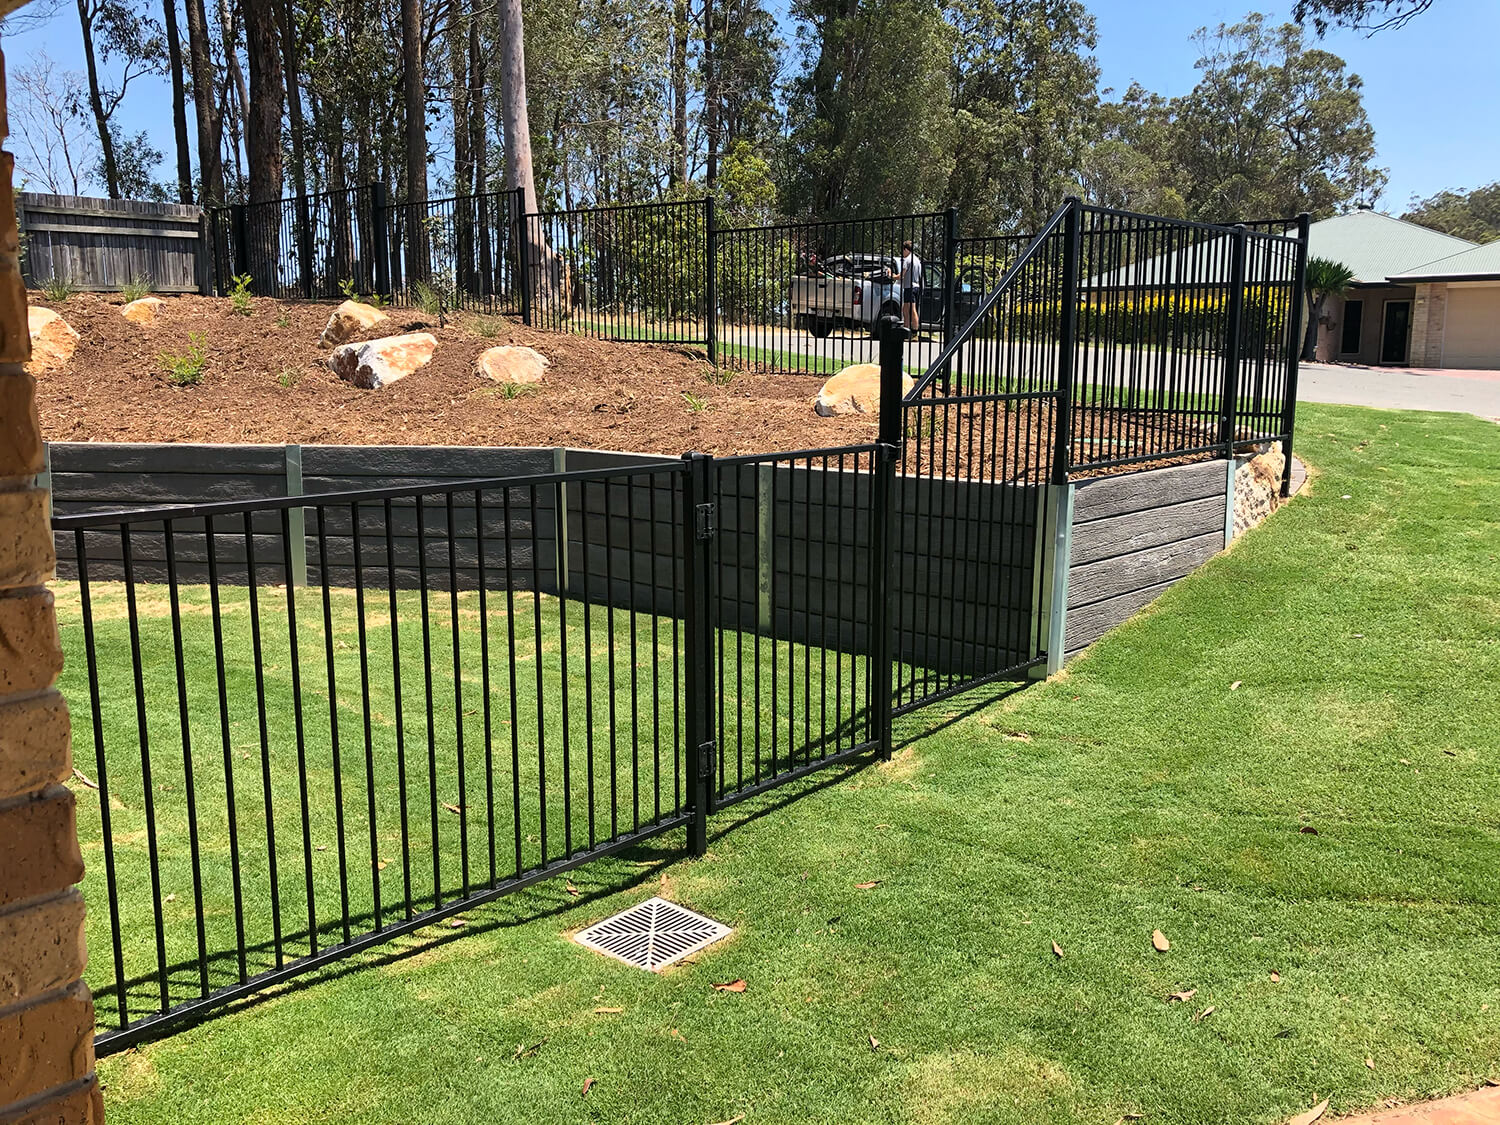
[604,478,618,839]
[476,489,497,887]
[383,497,414,919]
[316,509,352,944]
[528,485,548,863]
[280,507,318,955]
[163,520,211,997]
[555,479,572,857]
[626,476,640,833]
[204,516,248,983]
[501,486,523,878]
[578,480,597,850]
[416,494,441,908]
[351,501,382,932]
[243,512,283,966]
[75,533,129,1029]
[445,492,469,898]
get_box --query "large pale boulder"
[813,362,915,417]
[474,345,548,385]
[27,306,80,370]
[121,296,166,325]
[319,299,389,346]
[329,332,437,389]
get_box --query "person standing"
[897,240,923,336]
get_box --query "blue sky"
[3,0,1496,209]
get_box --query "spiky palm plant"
[1303,256,1356,361]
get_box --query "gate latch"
[694,502,717,540]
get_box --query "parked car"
[789,254,954,338]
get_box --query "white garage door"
[1443,286,1500,369]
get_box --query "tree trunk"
[450,11,473,293]
[703,0,719,187]
[670,0,688,188]
[400,0,429,278]
[218,0,248,193]
[162,0,194,203]
[498,0,555,308]
[74,0,120,198]
[244,0,284,205]
[183,0,225,205]
[277,0,308,200]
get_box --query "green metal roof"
[1388,239,1500,282]
[1308,210,1477,284]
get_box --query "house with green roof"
[1387,240,1500,369]
[1303,207,1479,367]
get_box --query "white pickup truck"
[788,254,905,338]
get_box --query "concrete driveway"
[1298,362,1500,422]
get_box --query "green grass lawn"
[90,402,1500,1124]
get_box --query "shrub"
[228,274,254,316]
[120,276,151,302]
[160,332,210,386]
[41,275,76,302]
[412,280,448,320]
[470,315,505,339]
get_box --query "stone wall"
[0,46,103,1125]
[1233,440,1286,539]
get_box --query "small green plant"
[412,280,446,320]
[470,315,505,339]
[335,278,389,308]
[228,273,254,316]
[159,332,210,386]
[705,366,736,387]
[682,391,710,413]
[498,381,535,400]
[120,276,151,302]
[41,275,76,302]
[276,366,303,388]
[274,310,291,328]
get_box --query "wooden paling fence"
[18,192,209,293]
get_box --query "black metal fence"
[60,195,1308,1053]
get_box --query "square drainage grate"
[574,897,732,972]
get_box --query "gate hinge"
[694,502,717,540]
[696,740,716,779]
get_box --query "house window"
[1340,300,1363,354]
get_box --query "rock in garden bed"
[475,345,548,384]
[28,306,80,370]
[329,332,438,389]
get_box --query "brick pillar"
[0,47,104,1125]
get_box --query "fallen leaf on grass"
[449,918,466,929]
[1229,681,1242,691]
[1114,1114,1144,1122]
[706,1117,745,1125]
[513,1038,548,1060]
[1365,1058,1374,1070]
[71,767,100,790]
[1299,826,1319,835]
[565,881,579,897]
[1051,940,1064,959]
[1152,930,1170,952]
[315,845,327,852]
[1286,1098,1328,1125]
[377,860,389,871]
[869,1035,880,1050]
[712,979,747,993]
[1270,971,1281,983]
[443,802,461,815]
[1168,989,1196,1003]
[854,881,881,890]
[1194,1006,1215,1021]
[594,1007,623,1015]
[670,1028,686,1042]
[582,1077,596,1098]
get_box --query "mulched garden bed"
[33,293,1227,480]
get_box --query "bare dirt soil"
[33,293,875,456]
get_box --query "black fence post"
[1280,212,1311,497]
[517,196,534,327]
[1219,223,1249,455]
[370,184,391,300]
[682,452,717,856]
[295,192,314,299]
[871,316,907,761]
[230,203,248,284]
[1053,198,1081,486]
[704,196,718,366]
[941,205,959,393]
